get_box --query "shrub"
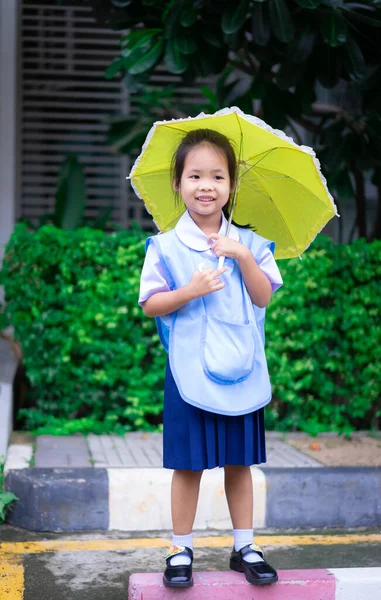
[1,223,380,435]
[1,223,166,433]
[265,235,381,435]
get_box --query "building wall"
[0,0,19,272]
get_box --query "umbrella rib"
[225,113,244,237]
[131,167,171,176]
[239,148,278,177]
[243,146,304,168]
[159,124,192,134]
[239,177,270,199]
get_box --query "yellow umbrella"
[129,106,339,259]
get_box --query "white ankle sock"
[233,529,264,563]
[169,533,193,566]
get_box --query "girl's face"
[175,143,232,220]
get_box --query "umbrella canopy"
[129,107,338,259]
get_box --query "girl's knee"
[173,469,203,479]
[224,464,251,476]
[224,464,249,471]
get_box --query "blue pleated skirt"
[163,361,267,471]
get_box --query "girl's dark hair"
[171,128,256,231]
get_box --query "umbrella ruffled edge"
[128,106,340,253]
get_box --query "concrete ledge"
[128,569,381,600]
[4,466,381,532]
[0,337,19,458]
[4,443,33,472]
[263,467,381,527]
[5,468,109,531]
[108,466,266,531]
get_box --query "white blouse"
[139,210,283,305]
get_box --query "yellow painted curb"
[1,533,380,555]
[0,552,24,599]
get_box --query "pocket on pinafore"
[200,315,255,385]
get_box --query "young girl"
[139,128,283,588]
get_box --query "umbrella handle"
[218,256,225,269]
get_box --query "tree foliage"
[90,0,381,241]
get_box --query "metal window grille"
[18,1,207,231]
[19,1,134,229]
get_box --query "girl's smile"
[175,144,232,227]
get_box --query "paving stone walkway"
[33,433,323,469]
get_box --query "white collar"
[175,210,239,251]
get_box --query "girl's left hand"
[208,233,249,261]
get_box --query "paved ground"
[9,430,381,471]
[288,434,381,467]
[23,432,324,469]
[1,526,380,599]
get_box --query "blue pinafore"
[147,227,275,470]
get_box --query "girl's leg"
[224,465,253,528]
[171,469,203,534]
[166,469,203,571]
[224,465,264,563]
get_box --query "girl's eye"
[190,175,199,179]
[215,176,223,180]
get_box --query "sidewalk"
[4,431,381,532]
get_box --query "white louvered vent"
[19,1,135,228]
[19,1,206,231]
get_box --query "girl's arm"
[142,287,194,317]
[142,267,227,317]
[208,234,272,308]
[237,249,272,308]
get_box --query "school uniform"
[139,211,283,471]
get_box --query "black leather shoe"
[230,543,278,585]
[163,545,194,588]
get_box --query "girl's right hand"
[186,267,227,299]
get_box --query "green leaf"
[163,3,183,39]
[104,57,124,79]
[353,64,381,91]
[200,86,217,105]
[175,36,197,55]
[269,0,295,43]
[121,32,156,58]
[120,28,161,46]
[53,155,86,229]
[293,28,316,62]
[88,206,114,230]
[164,38,189,74]
[320,10,348,46]
[251,76,269,100]
[129,39,164,74]
[343,36,366,80]
[203,31,224,48]
[342,4,381,27]
[221,0,250,35]
[295,0,321,7]
[0,492,18,522]
[252,2,271,45]
[180,5,198,27]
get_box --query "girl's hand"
[208,233,249,261]
[186,267,227,299]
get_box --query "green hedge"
[265,235,381,434]
[1,223,380,435]
[1,223,166,434]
